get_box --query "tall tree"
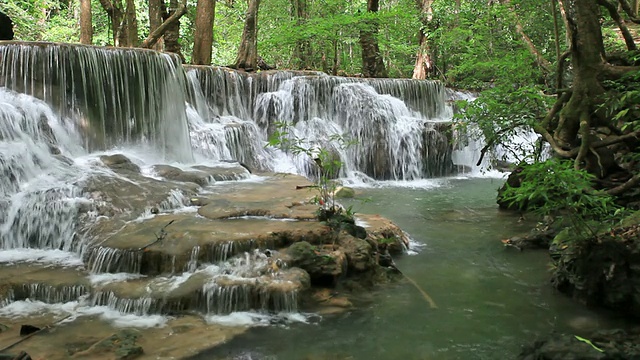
[412,0,433,79]
[123,0,138,46]
[164,0,184,60]
[531,0,640,184]
[79,0,93,44]
[192,0,217,65]
[148,0,166,50]
[292,0,311,69]
[234,0,261,70]
[141,0,187,59]
[359,0,388,78]
[98,0,124,45]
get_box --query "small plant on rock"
[267,122,363,238]
[500,158,626,239]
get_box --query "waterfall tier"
[0,42,459,325]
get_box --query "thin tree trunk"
[141,0,186,50]
[123,0,138,47]
[192,0,216,65]
[501,0,552,73]
[412,0,433,79]
[80,0,93,44]
[599,0,637,50]
[234,0,261,70]
[148,0,166,50]
[163,0,185,61]
[292,0,311,69]
[359,0,388,78]
[98,0,123,46]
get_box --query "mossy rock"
[335,187,356,199]
[93,329,143,360]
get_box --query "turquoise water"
[193,178,622,360]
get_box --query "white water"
[0,42,504,328]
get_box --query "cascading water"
[0,42,193,162]
[0,41,473,329]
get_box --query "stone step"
[84,215,329,275]
[0,254,310,316]
[90,266,309,315]
[0,263,90,305]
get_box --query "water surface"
[192,178,621,359]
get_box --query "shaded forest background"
[5,0,636,88]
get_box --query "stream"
[192,177,625,360]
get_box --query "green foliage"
[501,159,626,238]
[455,84,552,166]
[267,121,354,214]
[430,0,555,88]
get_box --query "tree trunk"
[80,0,93,44]
[164,0,184,61]
[98,0,124,46]
[192,0,216,65]
[149,0,166,50]
[359,0,388,78]
[123,0,138,47]
[292,0,311,69]
[234,0,261,70]
[412,0,433,79]
[553,0,606,149]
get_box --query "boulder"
[550,225,640,318]
[100,154,141,173]
[287,241,347,286]
[153,165,212,186]
[334,187,356,199]
[192,163,251,181]
[338,235,376,273]
[518,329,640,360]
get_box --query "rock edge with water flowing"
[0,152,409,358]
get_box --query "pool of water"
[191,178,623,360]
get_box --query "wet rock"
[338,235,376,273]
[192,163,251,181]
[153,165,212,186]
[358,213,409,255]
[518,329,640,360]
[82,329,143,360]
[287,241,347,286]
[0,323,8,333]
[100,154,141,173]
[550,225,640,317]
[502,226,558,251]
[53,154,74,166]
[334,187,356,199]
[497,166,525,210]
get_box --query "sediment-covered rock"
[518,329,640,360]
[550,225,640,318]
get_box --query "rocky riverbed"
[0,153,408,359]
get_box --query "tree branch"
[607,174,640,195]
[140,0,187,49]
[591,129,640,148]
[599,0,637,50]
[617,0,640,23]
[601,64,640,79]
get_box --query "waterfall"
[0,42,465,324]
[186,67,455,180]
[0,42,193,162]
